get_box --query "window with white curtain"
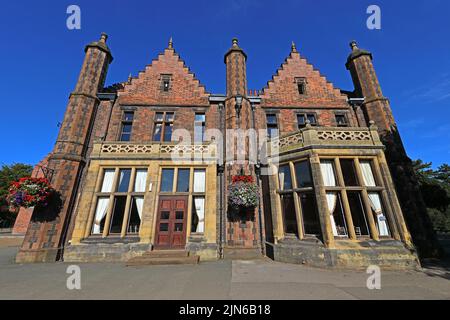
[194,169,206,193]
[360,160,390,237]
[91,168,147,237]
[191,197,205,233]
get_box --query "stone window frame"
[159,74,173,93]
[119,110,134,141]
[87,166,149,239]
[152,111,175,142]
[319,156,394,241]
[157,166,207,236]
[295,111,319,128]
[276,158,320,239]
[295,77,308,95]
[334,112,349,127]
[265,111,280,139]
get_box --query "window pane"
[110,196,127,234]
[266,114,277,124]
[155,112,164,122]
[123,112,134,121]
[340,159,359,186]
[297,114,306,127]
[117,169,132,192]
[127,197,143,234]
[134,169,148,192]
[101,169,115,192]
[193,169,206,193]
[120,133,130,142]
[160,169,174,192]
[191,196,205,233]
[294,161,313,188]
[121,124,132,133]
[327,192,348,237]
[320,160,337,187]
[159,223,169,231]
[278,165,293,190]
[267,125,278,139]
[360,161,377,187]
[174,223,183,232]
[165,112,174,122]
[336,114,347,126]
[176,169,190,192]
[160,211,170,220]
[91,197,110,235]
[163,123,173,141]
[194,122,205,143]
[299,193,321,235]
[281,193,298,236]
[307,114,317,125]
[347,191,370,236]
[195,113,205,122]
[153,123,162,141]
[368,192,390,237]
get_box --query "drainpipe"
[250,102,266,256]
[218,102,225,259]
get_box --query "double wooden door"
[154,196,188,249]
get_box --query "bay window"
[91,168,148,237]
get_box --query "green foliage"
[0,163,33,227]
[413,160,450,233]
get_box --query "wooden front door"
[155,196,188,249]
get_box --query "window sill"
[82,235,140,244]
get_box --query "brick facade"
[14,34,438,264]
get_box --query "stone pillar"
[16,34,113,263]
[346,41,440,257]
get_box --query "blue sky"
[0,0,449,168]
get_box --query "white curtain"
[193,197,205,233]
[194,169,206,193]
[360,161,376,187]
[278,172,285,190]
[135,197,144,220]
[92,197,110,234]
[101,170,115,192]
[368,192,389,236]
[134,170,147,192]
[320,161,336,187]
[321,161,338,236]
[326,192,338,236]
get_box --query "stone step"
[141,250,190,258]
[223,247,263,260]
[126,255,199,266]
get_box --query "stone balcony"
[270,124,383,155]
[90,141,217,160]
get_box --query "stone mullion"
[84,167,105,238]
[289,162,304,240]
[102,168,119,237]
[269,165,284,241]
[376,154,412,245]
[333,158,357,240]
[354,158,379,241]
[186,168,195,237]
[120,168,136,237]
[310,154,335,248]
[371,156,401,240]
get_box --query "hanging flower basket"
[228,175,259,210]
[7,177,54,209]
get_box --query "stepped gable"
[260,42,348,108]
[118,38,209,106]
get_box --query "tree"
[412,159,450,233]
[0,163,33,227]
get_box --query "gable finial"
[350,40,358,51]
[291,41,297,52]
[168,37,173,49]
[128,73,132,84]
